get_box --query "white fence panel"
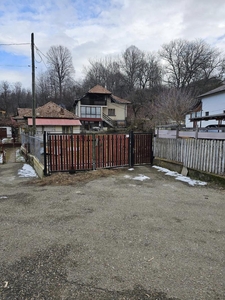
[156,129,225,140]
[154,138,225,175]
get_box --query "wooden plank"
[222,141,225,175]
[154,137,225,175]
[157,129,225,140]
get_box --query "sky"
[1,0,225,89]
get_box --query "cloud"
[0,0,225,88]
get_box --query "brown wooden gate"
[44,132,152,175]
[133,132,153,165]
[0,128,7,139]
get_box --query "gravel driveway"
[0,159,225,300]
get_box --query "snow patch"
[133,174,150,181]
[18,164,37,178]
[16,149,25,162]
[124,174,150,181]
[124,175,131,178]
[128,168,134,171]
[153,166,207,186]
[0,196,7,199]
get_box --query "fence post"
[69,134,76,173]
[92,133,96,170]
[150,132,154,165]
[43,131,48,176]
[195,125,199,139]
[129,131,134,168]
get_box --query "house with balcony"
[185,84,225,128]
[74,85,131,130]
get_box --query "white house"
[185,85,225,128]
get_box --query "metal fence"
[21,133,44,165]
[44,132,153,175]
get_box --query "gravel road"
[0,158,225,300]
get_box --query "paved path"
[0,160,225,299]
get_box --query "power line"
[34,45,49,69]
[35,50,42,64]
[0,43,30,46]
[0,42,49,70]
[0,64,30,68]
[35,45,48,60]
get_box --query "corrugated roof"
[28,118,81,126]
[88,85,112,94]
[111,94,131,104]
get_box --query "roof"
[28,118,81,126]
[198,84,225,98]
[16,108,32,118]
[77,85,131,105]
[111,94,131,104]
[88,85,112,94]
[16,102,79,119]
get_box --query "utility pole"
[31,33,36,135]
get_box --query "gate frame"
[44,131,153,175]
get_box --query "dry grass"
[29,168,124,186]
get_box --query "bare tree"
[0,81,11,115]
[83,57,126,96]
[36,71,53,106]
[159,39,225,91]
[11,82,28,112]
[128,89,149,118]
[46,45,75,102]
[156,87,197,127]
[120,45,145,92]
[137,53,162,89]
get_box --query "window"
[205,111,209,116]
[62,126,72,134]
[108,109,115,116]
[80,106,101,118]
[191,111,202,118]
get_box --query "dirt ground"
[0,151,225,300]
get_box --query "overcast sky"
[1,0,225,89]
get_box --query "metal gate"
[44,132,153,175]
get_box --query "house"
[0,108,6,117]
[13,101,81,135]
[74,85,131,130]
[0,125,12,140]
[0,117,19,141]
[185,85,225,128]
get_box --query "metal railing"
[102,113,115,127]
